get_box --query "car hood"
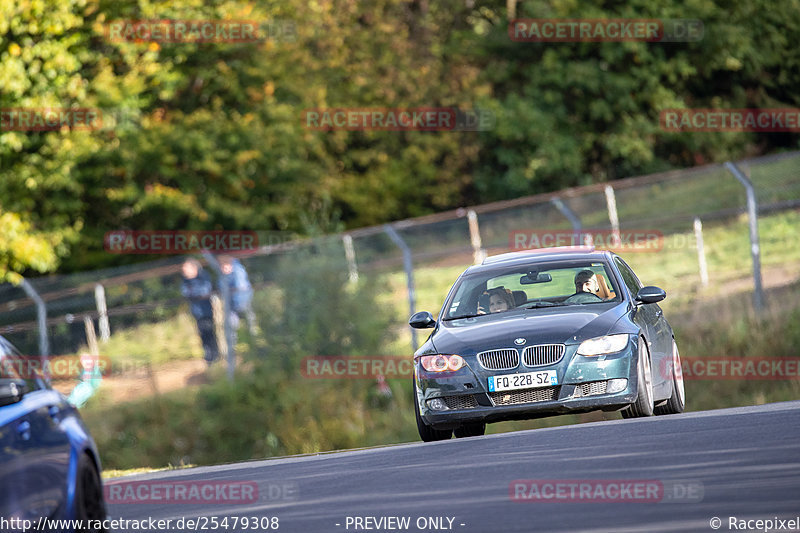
[432,303,625,354]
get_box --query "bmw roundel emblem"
[514,338,526,346]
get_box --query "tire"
[621,336,654,418]
[454,422,486,438]
[75,453,106,531]
[655,339,686,415]
[413,379,452,442]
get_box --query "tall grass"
[82,363,419,469]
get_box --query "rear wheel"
[413,380,451,442]
[75,453,106,531]
[655,339,685,415]
[621,337,654,419]
[454,422,486,438]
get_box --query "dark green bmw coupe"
[409,247,685,441]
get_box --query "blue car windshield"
[0,337,48,393]
[443,261,622,320]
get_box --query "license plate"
[488,370,558,392]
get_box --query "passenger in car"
[478,287,516,314]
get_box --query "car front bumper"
[416,338,642,430]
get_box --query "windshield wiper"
[446,302,566,318]
[524,301,565,309]
[443,313,484,321]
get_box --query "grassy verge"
[82,362,419,470]
[99,310,204,369]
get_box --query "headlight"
[606,378,628,393]
[419,354,465,372]
[576,334,629,356]
[427,398,448,411]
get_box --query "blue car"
[0,336,106,531]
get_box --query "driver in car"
[565,270,603,303]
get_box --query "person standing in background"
[218,255,256,338]
[67,353,103,408]
[181,258,219,365]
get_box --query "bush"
[84,239,413,470]
[254,240,398,374]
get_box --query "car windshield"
[443,260,621,320]
[0,337,47,393]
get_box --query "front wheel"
[621,336,654,419]
[655,339,686,415]
[75,453,106,531]
[413,379,452,442]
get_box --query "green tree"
[468,0,800,200]
[2,0,798,276]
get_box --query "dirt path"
[53,359,210,403]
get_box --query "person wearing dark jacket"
[181,258,219,364]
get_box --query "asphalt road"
[107,401,800,533]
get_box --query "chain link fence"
[1,151,798,369]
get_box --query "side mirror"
[635,286,666,304]
[0,378,28,407]
[409,311,436,329]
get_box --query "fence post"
[693,217,709,287]
[550,197,591,246]
[724,162,765,312]
[83,316,99,356]
[20,279,49,357]
[202,252,235,381]
[342,234,359,283]
[383,224,418,351]
[466,209,486,264]
[94,284,110,341]
[604,185,621,243]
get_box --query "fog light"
[427,398,448,411]
[606,378,627,393]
